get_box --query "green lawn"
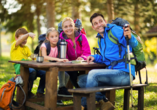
[0,56,157,110]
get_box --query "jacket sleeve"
[111,26,138,48]
[79,34,91,60]
[128,34,138,48]
[91,54,104,64]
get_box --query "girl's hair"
[62,17,75,28]
[46,27,59,38]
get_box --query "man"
[78,13,138,110]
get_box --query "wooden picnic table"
[9,60,106,110]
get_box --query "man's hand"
[28,32,35,39]
[87,56,95,63]
[76,57,84,61]
[123,24,131,39]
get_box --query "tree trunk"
[36,5,41,37]
[107,0,114,23]
[134,3,140,34]
[46,0,55,28]
[71,0,80,19]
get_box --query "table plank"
[8,60,106,68]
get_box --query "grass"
[0,56,157,110]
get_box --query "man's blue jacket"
[92,24,138,78]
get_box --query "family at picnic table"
[10,13,139,110]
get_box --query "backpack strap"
[136,67,148,85]
[137,71,142,84]
[110,52,127,69]
[107,29,128,69]
[98,37,101,50]
[145,68,148,84]
[77,35,82,47]
[11,85,26,109]
[57,40,61,58]
[58,21,63,34]
[45,42,51,56]
[45,41,61,57]
[108,30,123,58]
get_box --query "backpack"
[0,75,26,110]
[58,19,85,47]
[110,18,146,71]
[94,18,147,84]
[34,34,60,57]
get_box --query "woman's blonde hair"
[46,27,58,38]
[62,17,75,28]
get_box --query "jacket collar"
[96,33,103,38]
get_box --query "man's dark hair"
[90,13,104,24]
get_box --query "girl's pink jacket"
[59,31,91,61]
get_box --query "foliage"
[144,37,157,64]
[1,0,157,34]
[0,0,157,61]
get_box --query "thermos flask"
[60,39,67,59]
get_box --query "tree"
[71,0,80,19]
[134,1,140,34]
[33,0,45,36]
[0,0,9,57]
[107,0,114,22]
[46,0,55,28]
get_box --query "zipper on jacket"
[75,42,77,58]
[75,49,77,58]
[103,37,111,65]
[72,40,77,59]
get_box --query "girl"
[59,17,91,88]
[40,27,72,98]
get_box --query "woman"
[59,17,91,88]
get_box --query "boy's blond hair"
[15,28,28,38]
[62,17,75,28]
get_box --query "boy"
[10,28,45,98]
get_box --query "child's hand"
[28,32,35,39]
[58,59,69,62]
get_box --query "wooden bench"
[68,84,148,110]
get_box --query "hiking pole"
[124,24,134,110]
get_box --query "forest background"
[0,0,157,65]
